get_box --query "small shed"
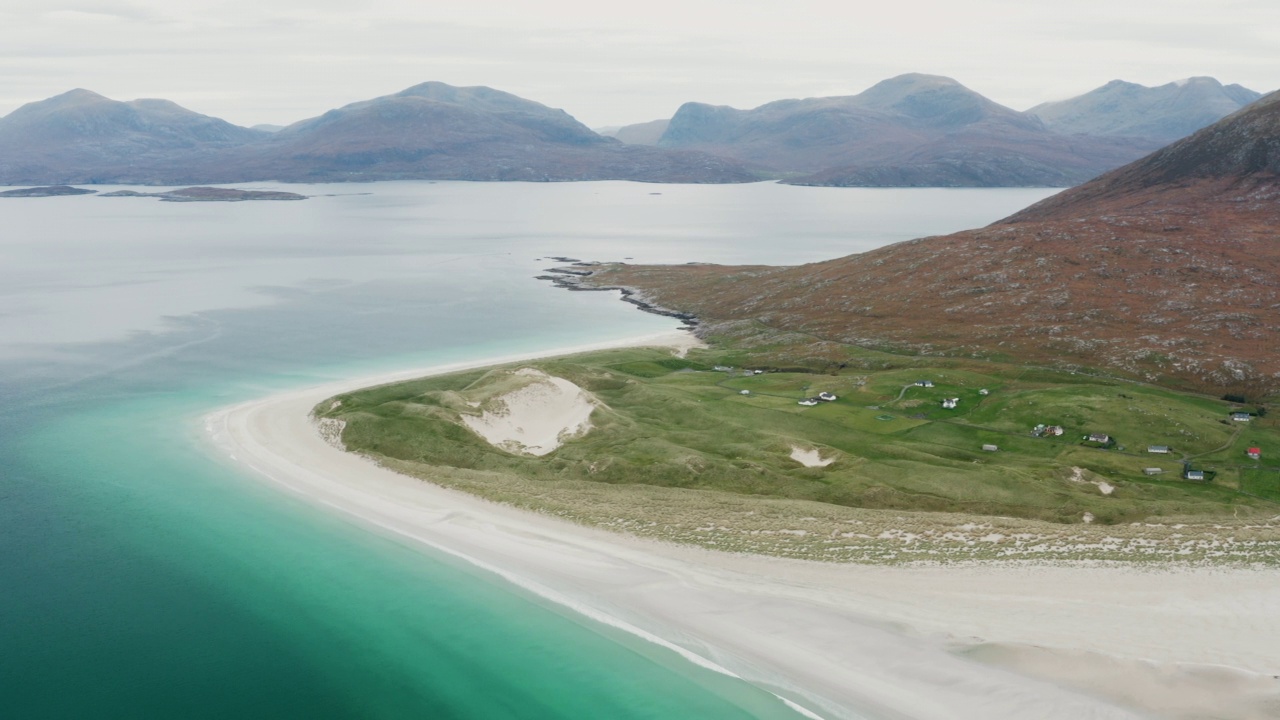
[739,389,751,396]
[982,444,998,452]
[1147,445,1171,454]
[1247,447,1261,460]
[979,388,990,396]
[1143,468,1164,476]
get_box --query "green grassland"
[317,342,1280,564]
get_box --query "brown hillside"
[580,93,1280,395]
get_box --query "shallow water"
[0,181,1056,718]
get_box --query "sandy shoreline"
[205,331,1280,720]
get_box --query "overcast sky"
[1,0,1277,128]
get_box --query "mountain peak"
[1006,90,1280,222]
[1029,76,1262,142]
[852,73,1018,129]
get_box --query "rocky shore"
[536,259,700,330]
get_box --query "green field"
[317,343,1280,563]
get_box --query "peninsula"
[211,91,1280,720]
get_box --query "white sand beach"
[206,331,1280,720]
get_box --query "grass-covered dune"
[315,341,1280,563]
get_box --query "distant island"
[100,187,307,202]
[0,185,96,197]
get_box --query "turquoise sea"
[0,182,1056,719]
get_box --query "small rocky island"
[0,185,97,197]
[100,187,307,202]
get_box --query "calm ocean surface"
[0,181,1056,719]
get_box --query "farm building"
[797,398,819,407]
[982,444,998,452]
[1087,433,1111,444]
[1184,468,1206,481]
[1231,412,1252,422]
[941,398,959,409]
[1147,445,1171,454]
[1143,468,1164,476]
[818,392,837,402]
[1247,447,1261,460]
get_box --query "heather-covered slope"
[580,92,1280,395]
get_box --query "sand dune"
[461,368,599,456]
[205,331,1280,720]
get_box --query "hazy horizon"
[2,1,1278,129]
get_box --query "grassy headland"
[315,333,1279,564]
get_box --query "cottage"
[1046,426,1065,437]
[798,398,819,407]
[941,398,959,409]
[1087,433,1111,444]
[1247,447,1261,460]
[1147,445,1171,454]
[818,392,838,402]
[1184,469,1206,481]
[982,444,999,452]
[915,380,934,388]
[1231,412,1252,422]
[979,389,990,396]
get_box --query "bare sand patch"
[789,446,834,467]
[460,368,598,456]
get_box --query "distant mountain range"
[0,83,755,185]
[579,90,1280,393]
[607,75,1263,187]
[0,76,1267,187]
[1028,77,1261,142]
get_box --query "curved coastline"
[205,331,1280,720]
